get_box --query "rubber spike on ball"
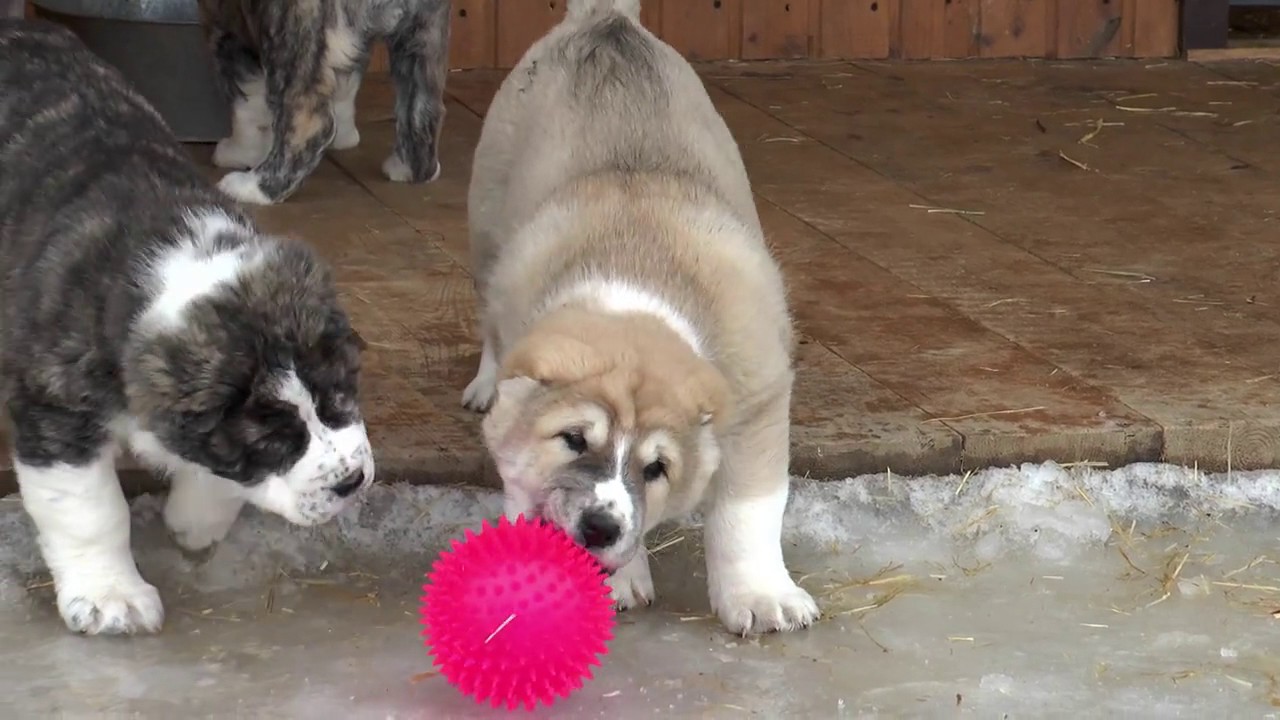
[420,514,616,711]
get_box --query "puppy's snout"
[578,510,622,550]
[330,469,365,498]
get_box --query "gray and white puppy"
[197,0,451,205]
[0,20,375,636]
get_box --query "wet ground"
[4,463,1280,718]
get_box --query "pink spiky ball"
[420,514,616,711]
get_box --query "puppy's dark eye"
[643,459,666,482]
[558,430,587,454]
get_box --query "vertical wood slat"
[367,1,496,72]
[37,0,1179,73]
[495,0,565,68]
[978,0,1052,58]
[661,0,738,60]
[819,0,895,59]
[450,0,498,69]
[640,0,662,34]
[742,0,811,59]
[941,0,982,58]
[897,0,937,59]
[1056,0,1127,58]
[1132,0,1180,56]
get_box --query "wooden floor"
[9,57,1280,492]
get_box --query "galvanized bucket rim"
[29,0,200,25]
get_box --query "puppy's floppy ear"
[679,357,732,430]
[481,376,543,450]
[501,331,611,385]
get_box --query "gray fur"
[199,0,450,204]
[0,19,364,477]
[0,21,374,638]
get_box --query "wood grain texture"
[978,0,1051,57]
[1132,0,1180,57]
[661,0,739,60]
[355,73,965,478]
[449,0,497,68]
[495,0,566,68]
[712,59,1280,471]
[941,0,982,57]
[742,0,811,60]
[1056,0,1126,58]
[819,0,896,59]
[640,0,662,33]
[896,0,938,59]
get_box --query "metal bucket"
[30,0,231,142]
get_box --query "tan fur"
[464,0,819,635]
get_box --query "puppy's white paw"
[212,138,268,169]
[56,573,164,636]
[607,554,655,611]
[711,577,819,636]
[163,479,243,553]
[462,372,496,412]
[382,154,441,183]
[217,171,273,205]
[381,154,413,182]
[331,126,361,151]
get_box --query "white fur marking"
[555,280,704,356]
[213,75,270,169]
[462,340,499,411]
[15,450,164,635]
[607,551,655,610]
[331,72,362,151]
[704,483,820,635]
[119,371,373,530]
[217,171,273,206]
[163,468,246,552]
[242,372,375,526]
[594,435,635,531]
[139,211,260,330]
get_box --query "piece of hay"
[1058,151,1093,171]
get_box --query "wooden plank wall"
[22,0,1179,70]
[368,0,1181,70]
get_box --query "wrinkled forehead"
[533,397,681,458]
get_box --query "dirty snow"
[1,461,1279,717]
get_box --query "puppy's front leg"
[15,445,164,636]
[704,389,818,636]
[164,467,246,554]
[607,549,655,610]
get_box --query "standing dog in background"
[0,20,374,636]
[464,0,820,635]
[198,0,451,205]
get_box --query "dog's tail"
[567,0,641,21]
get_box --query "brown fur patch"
[500,306,731,434]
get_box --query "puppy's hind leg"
[330,68,365,151]
[14,440,163,636]
[382,3,450,183]
[206,28,271,169]
[703,385,819,636]
[216,14,352,205]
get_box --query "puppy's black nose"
[578,510,621,550]
[331,470,365,498]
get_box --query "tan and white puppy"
[462,0,819,635]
